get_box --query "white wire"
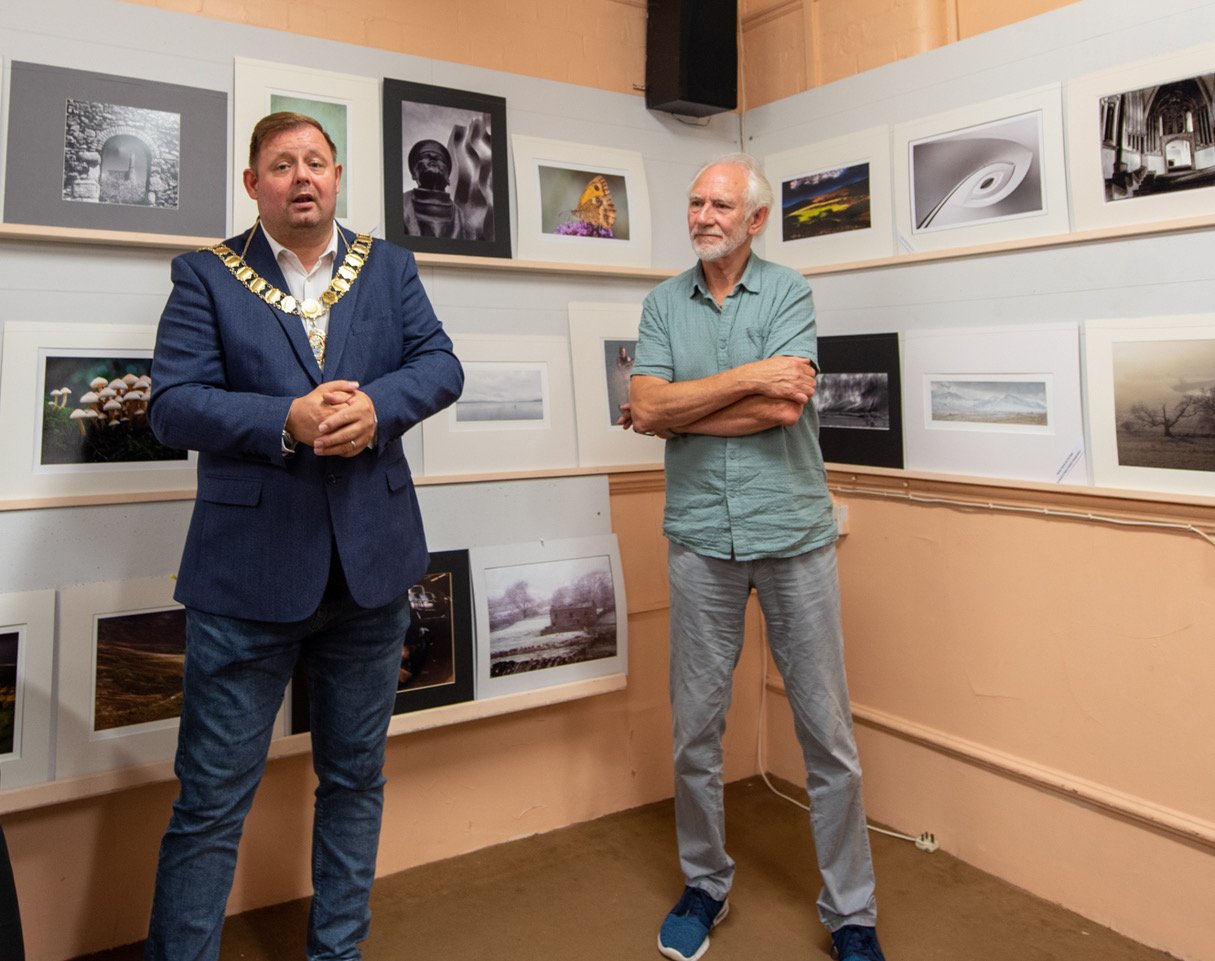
[830,485,1215,548]
[755,621,920,845]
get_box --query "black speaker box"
[645,0,738,118]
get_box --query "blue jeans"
[668,540,877,931]
[145,586,410,961]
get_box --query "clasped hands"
[286,380,377,457]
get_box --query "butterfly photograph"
[512,135,652,267]
[537,166,631,240]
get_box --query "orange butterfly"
[571,175,617,230]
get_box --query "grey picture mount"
[645,0,738,118]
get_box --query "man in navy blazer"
[144,113,463,961]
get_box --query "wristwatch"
[281,428,298,457]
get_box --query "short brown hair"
[247,112,337,169]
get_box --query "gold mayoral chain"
[208,228,372,369]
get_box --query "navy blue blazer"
[150,225,463,622]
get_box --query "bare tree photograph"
[1113,338,1215,472]
[484,554,618,678]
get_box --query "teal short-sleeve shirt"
[632,254,837,560]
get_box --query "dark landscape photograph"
[94,607,186,732]
[781,162,872,242]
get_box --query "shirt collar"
[689,252,762,300]
[260,222,339,276]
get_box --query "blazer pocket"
[199,475,263,507]
[385,460,412,493]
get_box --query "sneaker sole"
[656,901,730,961]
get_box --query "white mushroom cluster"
[52,372,153,436]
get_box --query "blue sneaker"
[657,885,729,961]
[831,924,887,961]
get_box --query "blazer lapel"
[240,227,324,384]
[317,224,362,376]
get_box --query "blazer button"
[325,473,338,486]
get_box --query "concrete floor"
[78,776,1179,961]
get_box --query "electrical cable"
[754,620,923,846]
[830,485,1215,549]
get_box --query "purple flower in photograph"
[553,220,614,238]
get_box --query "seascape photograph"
[454,362,548,426]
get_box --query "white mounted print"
[1085,316,1215,496]
[893,85,1070,252]
[1068,43,1215,231]
[762,127,894,269]
[902,323,1086,484]
[567,302,666,468]
[420,334,576,476]
[471,535,627,699]
[0,589,54,788]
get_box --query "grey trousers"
[668,540,878,931]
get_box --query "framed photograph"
[382,78,510,258]
[816,333,903,469]
[3,61,227,237]
[0,590,54,789]
[233,59,382,235]
[762,127,894,269]
[0,322,196,503]
[56,576,186,779]
[421,334,576,476]
[471,535,627,700]
[512,134,652,268]
[1068,43,1215,231]
[903,323,1087,484]
[1085,316,1215,496]
[567,302,666,468]
[291,550,475,733]
[893,85,1069,252]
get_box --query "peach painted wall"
[121,0,1079,108]
[6,477,771,961]
[741,0,1081,106]
[764,493,1215,961]
[121,0,650,95]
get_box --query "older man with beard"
[623,154,887,961]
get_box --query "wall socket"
[832,502,849,535]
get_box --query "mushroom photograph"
[39,355,186,466]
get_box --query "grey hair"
[689,153,775,217]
